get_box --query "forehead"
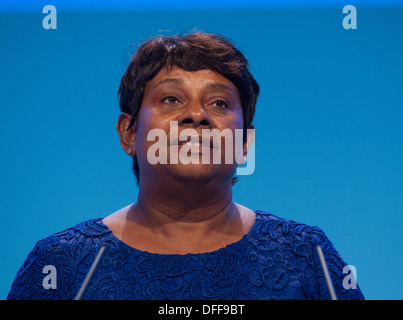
[145,66,240,98]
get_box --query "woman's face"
[133,66,246,185]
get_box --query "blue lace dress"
[7,211,364,300]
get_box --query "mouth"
[172,135,213,147]
[171,135,216,153]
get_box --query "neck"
[131,176,240,244]
[102,172,257,254]
[137,175,233,219]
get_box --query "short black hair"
[118,32,259,185]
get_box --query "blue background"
[1,0,402,299]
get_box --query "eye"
[163,96,179,104]
[212,99,229,108]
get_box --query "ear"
[116,113,136,156]
[241,125,255,164]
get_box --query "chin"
[167,163,236,184]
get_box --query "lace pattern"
[7,211,365,300]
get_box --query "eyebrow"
[205,81,235,93]
[154,78,235,95]
[154,78,184,89]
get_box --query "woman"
[7,32,364,300]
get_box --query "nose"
[178,99,211,128]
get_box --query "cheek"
[135,109,171,163]
[220,113,244,134]
[133,109,153,157]
[135,105,162,138]
[220,115,245,162]
[224,106,244,128]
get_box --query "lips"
[172,135,215,149]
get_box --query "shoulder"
[252,210,342,269]
[35,218,112,257]
[7,218,113,300]
[253,210,330,244]
[251,210,365,300]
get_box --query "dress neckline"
[93,210,266,257]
